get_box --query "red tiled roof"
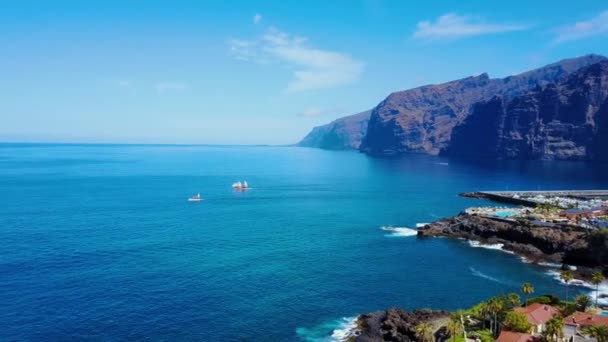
[514,303,558,325]
[564,312,608,327]
[497,331,534,342]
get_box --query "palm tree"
[447,319,463,342]
[592,271,605,308]
[583,325,608,342]
[561,270,574,302]
[576,294,593,312]
[415,323,434,342]
[521,283,534,306]
[487,297,503,337]
[543,317,564,342]
[508,293,521,308]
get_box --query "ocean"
[2,144,608,341]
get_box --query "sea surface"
[2,144,608,341]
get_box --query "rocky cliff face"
[448,60,608,161]
[297,110,371,150]
[360,54,606,156]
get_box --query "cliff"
[447,60,608,161]
[296,54,607,159]
[360,54,606,156]
[297,110,371,150]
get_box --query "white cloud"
[553,11,608,43]
[298,108,324,117]
[253,13,262,24]
[155,82,186,93]
[228,27,364,92]
[116,79,130,87]
[413,13,528,40]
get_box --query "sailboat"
[232,181,250,190]
[188,193,203,202]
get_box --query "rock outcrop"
[360,54,606,156]
[354,308,450,342]
[447,60,608,161]
[417,213,608,276]
[297,110,371,150]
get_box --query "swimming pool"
[493,210,518,218]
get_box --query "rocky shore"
[353,308,450,342]
[417,213,608,279]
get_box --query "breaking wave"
[296,316,359,342]
[381,226,418,237]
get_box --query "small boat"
[188,193,203,202]
[232,180,250,190]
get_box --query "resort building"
[559,207,608,219]
[563,312,608,342]
[514,303,559,334]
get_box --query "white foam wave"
[416,223,430,228]
[296,316,359,342]
[381,226,418,237]
[467,240,514,254]
[330,317,359,341]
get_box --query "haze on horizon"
[2,0,608,145]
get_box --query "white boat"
[188,193,203,202]
[232,180,250,190]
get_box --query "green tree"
[487,297,504,337]
[415,322,434,342]
[447,319,463,342]
[502,311,532,333]
[521,283,534,306]
[576,294,593,312]
[542,317,564,342]
[582,325,608,342]
[592,271,605,308]
[560,270,574,301]
[508,293,521,308]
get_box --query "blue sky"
[1,0,608,144]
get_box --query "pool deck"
[460,190,608,207]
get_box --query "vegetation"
[592,271,605,307]
[521,283,534,306]
[582,325,608,342]
[415,322,434,342]
[575,294,592,312]
[542,317,564,342]
[560,270,574,302]
[502,311,532,333]
[447,318,463,342]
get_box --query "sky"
[1,0,608,145]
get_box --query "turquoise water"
[493,210,518,218]
[2,144,608,341]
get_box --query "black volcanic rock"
[448,60,608,160]
[360,54,606,156]
[297,110,371,150]
[355,308,450,342]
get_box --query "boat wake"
[296,316,359,342]
[470,267,509,285]
[381,226,418,237]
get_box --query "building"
[563,312,608,342]
[514,303,559,334]
[497,330,535,342]
[559,207,608,219]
